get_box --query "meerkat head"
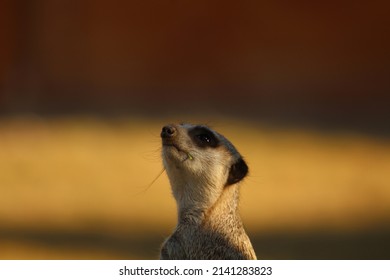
[161,123,248,211]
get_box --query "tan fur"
[160,123,257,260]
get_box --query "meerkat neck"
[204,184,241,226]
[174,182,240,226]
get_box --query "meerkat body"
[160,123,256,260]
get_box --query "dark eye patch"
[189,126,219,148]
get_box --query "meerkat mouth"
[163,143,182,151]
[163,143,193,161]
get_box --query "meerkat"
[160,123,257,260]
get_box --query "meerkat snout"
[161,125,176,139]
[159,123,257,260]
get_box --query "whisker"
[135,167,166,196]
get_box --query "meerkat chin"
[159,123,256,260]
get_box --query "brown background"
[0,0,389,260]
[1,0,389,134]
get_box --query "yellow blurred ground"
[0,117,389,259]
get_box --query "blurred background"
[0,0,389,259]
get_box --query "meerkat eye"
[189,126,219,148]
[197,134,211,143]
[194,131,218,147]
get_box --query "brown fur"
[160,123,257,260]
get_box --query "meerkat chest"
[160,223,255,260]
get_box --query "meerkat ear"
[226,158,248,186]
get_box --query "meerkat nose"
[161,125,177,138]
